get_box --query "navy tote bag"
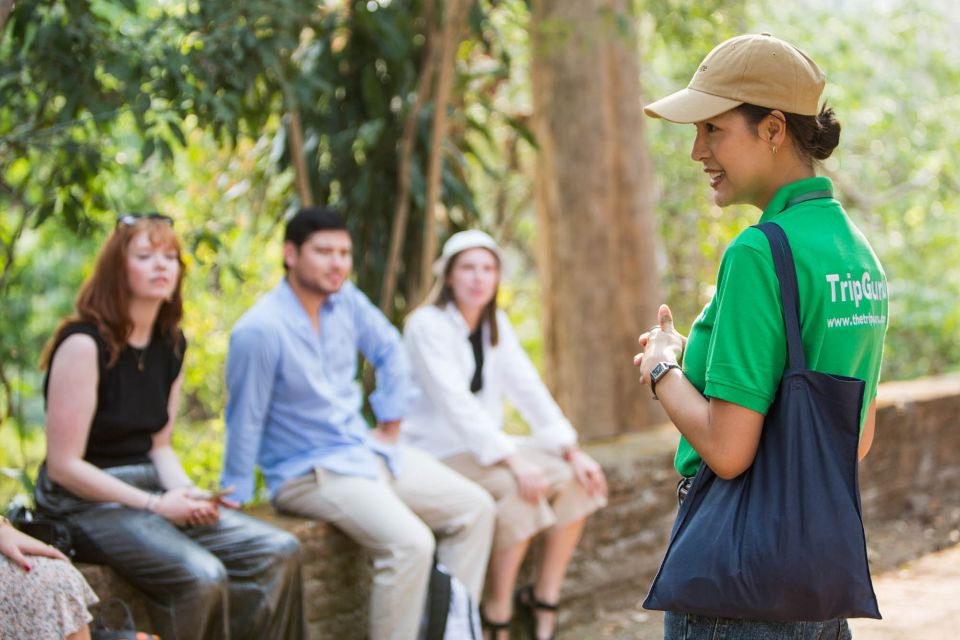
[643,222,881,622]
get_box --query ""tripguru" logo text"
[825,272,888,308]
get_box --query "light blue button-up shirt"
[220,279,415,504]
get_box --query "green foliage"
[287,0,511,310]
[0,1,149,233]
[293,1,436,304]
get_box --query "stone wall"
[860,375,960,521]
[81,374,960,638]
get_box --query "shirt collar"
[275,279,346,335]
[758,176,834,223]
[442,302,472,338]
[276,278,300,309]
[274,280,312,333]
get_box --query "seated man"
[220,206,495,640]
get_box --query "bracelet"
[144,493,161,512]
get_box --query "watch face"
[651,363,666,380]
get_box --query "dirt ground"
[847,543,960,639]
[564,510,960,639]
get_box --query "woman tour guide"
[636,34,888,639]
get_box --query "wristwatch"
[650,362,681,400]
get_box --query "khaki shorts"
[443,444,606,550]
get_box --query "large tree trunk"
[530,0,662,438]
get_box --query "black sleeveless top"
[44,322,186,468]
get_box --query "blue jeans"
[664,612,852,640]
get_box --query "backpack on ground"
[420,559,482,640]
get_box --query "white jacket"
[401,304,578,466]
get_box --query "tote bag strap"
[753,222,806,371]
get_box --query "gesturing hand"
[634,304,686,385]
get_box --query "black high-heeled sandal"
[480,607,512,640]
[514,585,560,640]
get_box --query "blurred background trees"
[2,0,958,502]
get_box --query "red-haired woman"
[35,213,305,640]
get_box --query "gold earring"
[771,145,778,156]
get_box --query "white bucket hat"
[432,229,502,277]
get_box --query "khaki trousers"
[443,444,607,551]
[273,445,495,640]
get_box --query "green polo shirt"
[674,176,888,477]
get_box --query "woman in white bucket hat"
[402,230,608,640]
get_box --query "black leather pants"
[36,463,306,640]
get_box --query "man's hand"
[373,420,402,445]
[185,485,241,510]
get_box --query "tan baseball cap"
[644,33,826,123]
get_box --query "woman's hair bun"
[808,104,841,160]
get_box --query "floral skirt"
[0,554,98,639]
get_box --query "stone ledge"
[81,374,960,638]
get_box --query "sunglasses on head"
[116,212,174,228]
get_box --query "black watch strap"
[650,362,681,400]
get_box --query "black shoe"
[480,605,512,640]
[514,585,559,640]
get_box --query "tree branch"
[0,182,28,430]
[287,107,314,206]
[0,181,30,296]
[0,357,14,430]
[493,129,524,247]
[417,0,469,300]
[0,0,13,48]
[379,0,438,314]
